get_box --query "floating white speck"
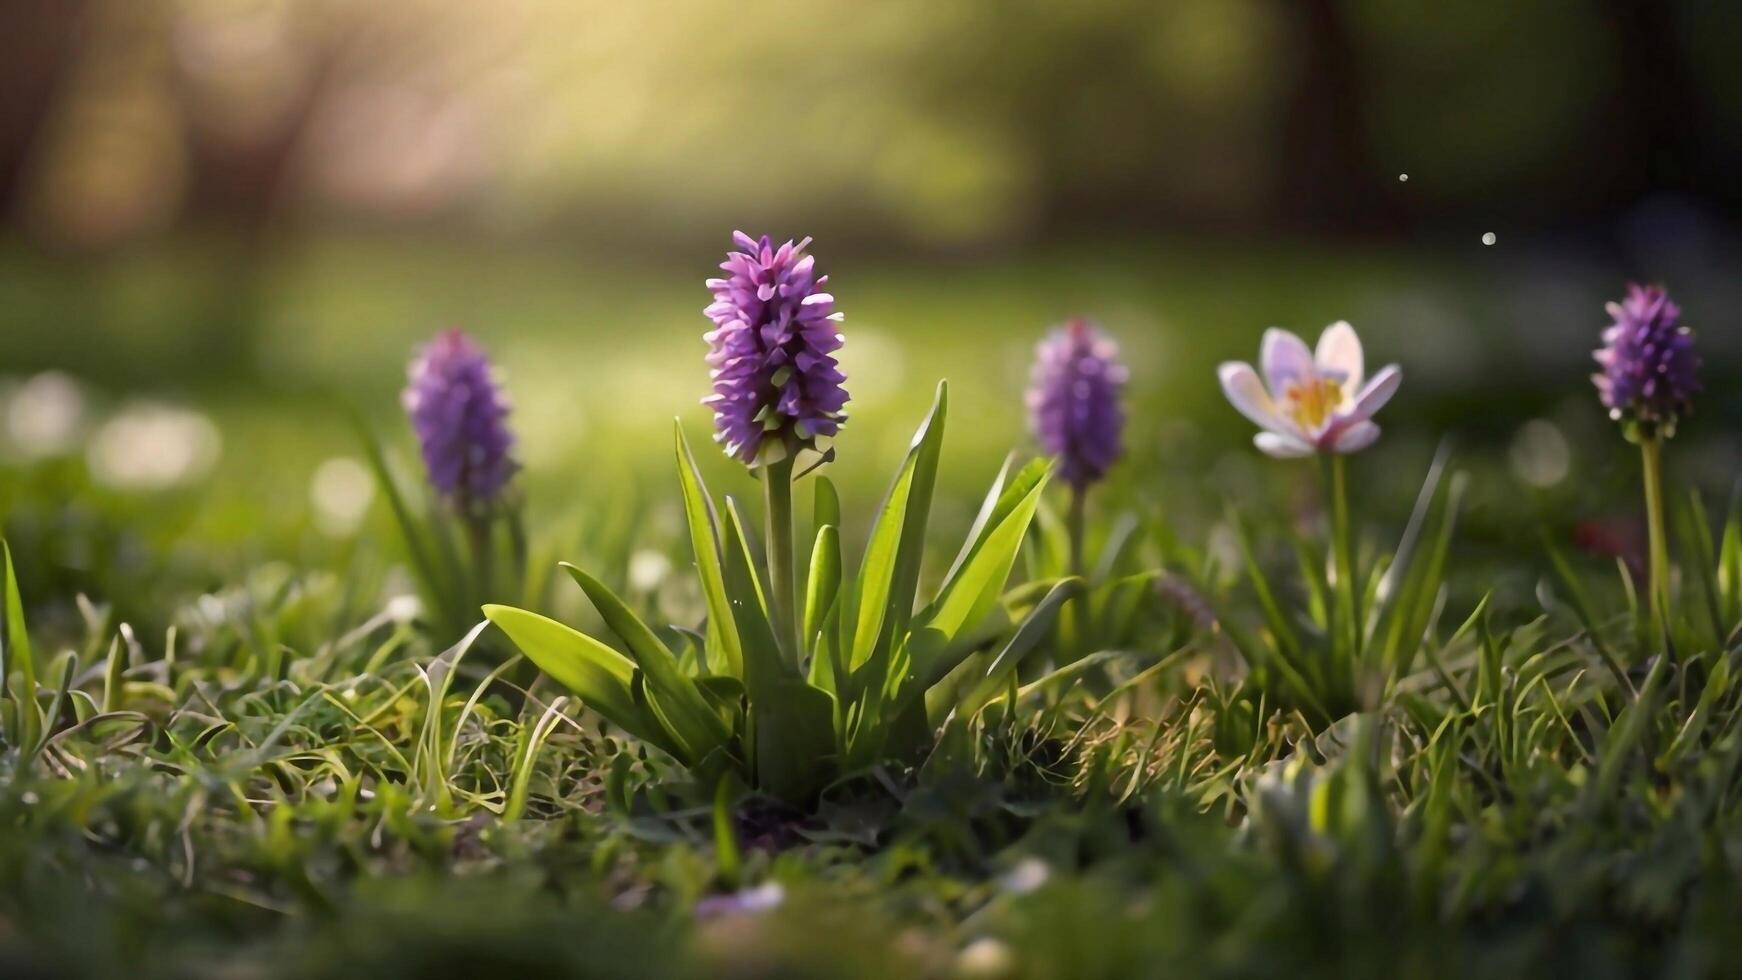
[1398,173,1409,182]
[1481,232,1497,246]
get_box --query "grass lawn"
[1,233,1741,977]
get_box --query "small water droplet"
[1481,232,1497,246]
[1398,173,1409,182]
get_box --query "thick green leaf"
[803,525,841,659]
[851,382,948,673]
[1720,478,1742,627]
[674,422,742,678]
[561,563,729,759]
[722,499,789,695]
[905,467,1050,684]
[1,541,37,750]
[695,675,746,712]
[956,457,1051,583]
[942,454,1015,584]
[808,596,848,706]
[751,676,837,803]
[481,604,675,755]
[847,458,916,672]
[813,476,841,544]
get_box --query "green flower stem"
[1640,436,1671,639]
[1064,482,1088,655]
[464,511,493,607]
[1067,483,1087,579]
[763,453,801,664]
[1326,453,1361,659]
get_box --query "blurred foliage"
[4,0,1742,251]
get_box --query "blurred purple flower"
[1593,283,1700,439]
[1219,322,1400,458]
[703,232,848,465]
[402,328,516,508]
[694,881,785,920]
[1027,318,1127,489]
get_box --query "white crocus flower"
[1218,322,1401,458]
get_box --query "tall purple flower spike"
[1593,283,1700,440]
[402,328,517,509]
[703,232,848,465]
[1027,318,1128,489]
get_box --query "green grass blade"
[503,695,570,823]
[355,421,460,629]
[948,576,1084,717]
[1677,489,1724,646]
[1227,506,1306,673]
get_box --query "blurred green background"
[3,0,1742,625]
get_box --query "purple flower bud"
[703,232,848,465]
[1593,284,1700,440]
[1027,318,1127,489]
[402,329,516,508]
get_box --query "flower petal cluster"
[704,232,848,464]
[1593,283,1699,440]
[402,328,516,507]
[1026,318,1127,488]
[1218,322,1400,458]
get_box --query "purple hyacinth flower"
[1027,318,1128,489]
[402,328,517,509]
[1593,284,1700,440]
[703,232,848,465]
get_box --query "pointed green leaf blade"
[0,542,36,751]
[674,422,742,678]
[905,466,1050,684]
[481,604,675,755]
[561,563,730,756]
[849,382,948,671]
[803,525,842,658]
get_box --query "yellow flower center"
[1282,376,1344,430]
